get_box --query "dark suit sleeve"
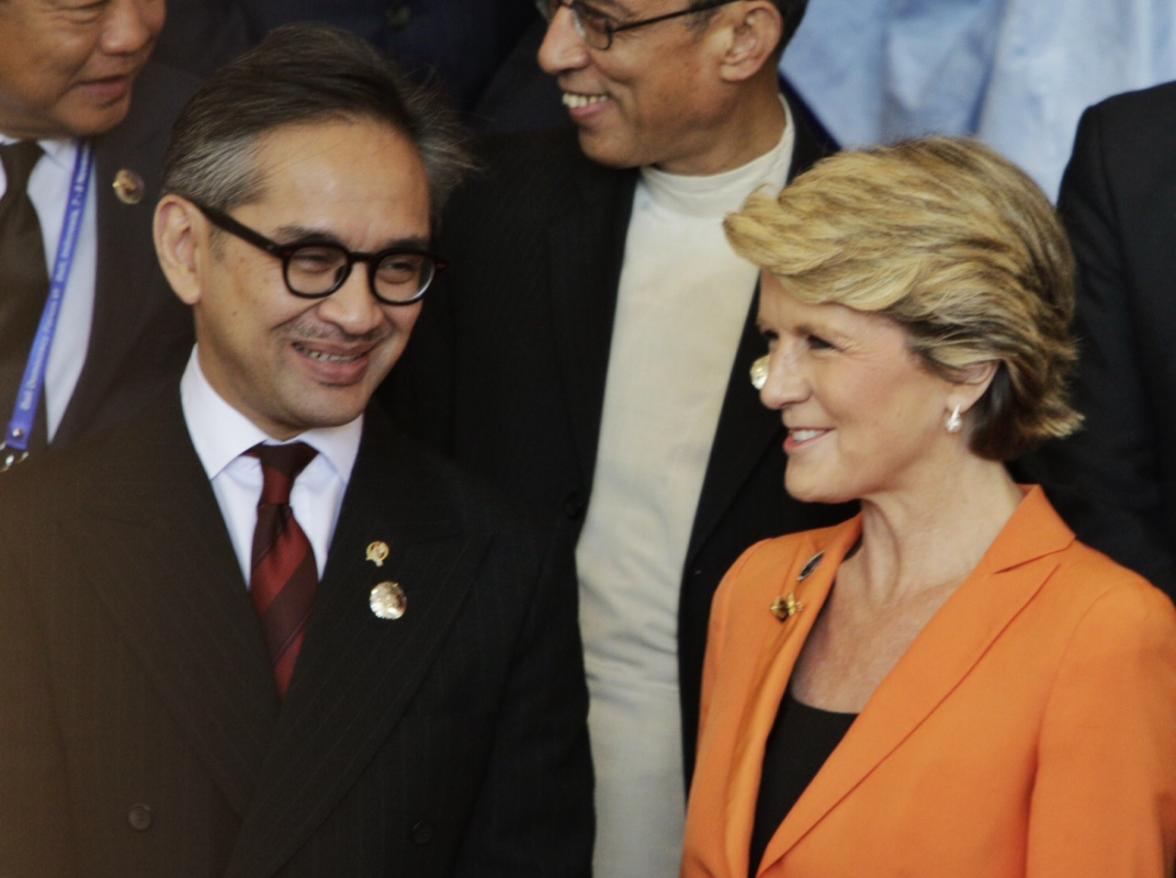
[0,516,77,876]
[1017,103,1176,595]
[451,524,594,877]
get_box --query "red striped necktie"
[247,442,319,698]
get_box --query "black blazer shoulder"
[1016,81,1176,599]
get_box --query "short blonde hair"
[725,137,1081,460]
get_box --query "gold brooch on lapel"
[770,593,804,621]
[365,540,390,567]
[769,553,821,622]
[370,581,407,620]
[112,168,144,204]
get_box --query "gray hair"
[161,24,473,224]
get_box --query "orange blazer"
[682,487,1176,878]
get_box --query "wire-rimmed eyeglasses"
[191,201,446,306]
[535,0,742,50]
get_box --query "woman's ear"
[947,360,1000,416]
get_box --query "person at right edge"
[1016,81,1176,603]
[682,137,1176,878]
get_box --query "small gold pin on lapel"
[797,552,823,582]
[365,540,390,567]
[770,593,804,621]
[370,581,407,620]
[112,168,144,204]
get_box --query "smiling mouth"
[789,429,827,442]
[562,91,609,109]
[293,342,367,364]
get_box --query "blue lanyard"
[1,141,93,472]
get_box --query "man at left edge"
[0,24,593,877]
[0,0,196,462]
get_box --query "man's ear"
[718,0,782,83]
[153,194,206,306]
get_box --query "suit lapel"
[74,395,278,818]
[717,521,860,878]
[685,111,832,562]
[545,156,638,484]
[225,414,485,878]
[759,488,1075,871]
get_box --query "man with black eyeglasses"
[0,25,593,877]
[391,1,850,874]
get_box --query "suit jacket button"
[386,3,411,29]
[563,490,586,519]
[409,820,433,845]
[127,804,153,832]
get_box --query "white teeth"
[562,92,608,109]
[302,347,358,363]
[791,429,824,442]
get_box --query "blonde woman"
[681,138,1176,878]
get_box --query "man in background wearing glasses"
[391,1,848,874]
[0,25,593,877]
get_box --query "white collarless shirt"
[179,348,362,583]
[577,102,795,878]
[0,136,97,440]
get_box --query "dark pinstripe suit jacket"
[0,393,593,877]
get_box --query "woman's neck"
[845,457,1023,609]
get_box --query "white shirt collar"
[0,136,77,186]
[179,346,363,485]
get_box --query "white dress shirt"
[0,136,97,440]
[576,103,795,878]
[179,348,362,583]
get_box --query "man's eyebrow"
[271,224,343,245]
[588,0,633,18]
[271,225,432,251]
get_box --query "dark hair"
[162,24,472,221]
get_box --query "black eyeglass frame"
[190,200,446,306]
[537,0,742,50]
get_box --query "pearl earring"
[750,355,769,391]
[946,404,963,434]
